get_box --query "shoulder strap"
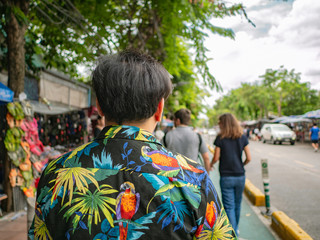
[197,133,202,154]
[163,132,167,147]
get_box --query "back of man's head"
[92,50,172,124]
[174,108,191,125]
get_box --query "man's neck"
[106,118,157,133]
[176,124,189,127]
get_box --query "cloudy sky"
[204,0,320,106]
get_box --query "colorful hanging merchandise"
[4,101,32,194]
[21,118,44,156]
[4,101,48,198]
[9,168,24,187]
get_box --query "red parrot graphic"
[116,182,140,240]
[141,146,204,173]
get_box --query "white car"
[208,128,217,136]
[260,123,296,145]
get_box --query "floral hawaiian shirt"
[28,125,237,240]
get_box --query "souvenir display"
[21,118,44,156]
[2,100,88,206]
[36,110,86,147]
[4,101,49,198]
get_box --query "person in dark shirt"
[210,113,251,236]
[28,50,237,239]
[93,115,105,138]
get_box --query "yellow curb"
[271,211,313,240]
[244,179,265,206]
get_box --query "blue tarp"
[302,109,320,119]
[0,82,14,103]
[280,118,311,123]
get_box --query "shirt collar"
[95,125,161,145]
[176,125,192,129]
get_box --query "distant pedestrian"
[154,123,165,141]
[253,127,260,141]
[164,108,211,172]
[245,126,250,138]
[93,115,105,138]
[309,123,319,152]
[210,113,251,235]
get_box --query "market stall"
[0,98,88,214]
[30,100,88,148]
[280,117,312,142]
[2,100,56,212]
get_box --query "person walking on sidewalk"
[93,115,105,138]
[163,108,211,172]
[28,50,237,240]
[210,113,251,236]
[309,123,319,152]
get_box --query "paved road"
[243,140,320,239]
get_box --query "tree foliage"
[1,0,250,108]
[207,66,320,126]
[163,39,209,125]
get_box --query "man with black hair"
[164,108,211,173]
[309,123,319,152]
[29,50,237,240]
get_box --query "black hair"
[92,50,172,124]
[174,108,191,125]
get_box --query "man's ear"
[96,99,105,117]
[155,98,164,122]
[175,118,181,126]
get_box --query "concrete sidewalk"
[0,211,27,240]
[209,167,279,240]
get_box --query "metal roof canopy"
[280,118,312,123]
[29,100,80,115]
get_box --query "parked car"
[260,123,296,145]
[208,128,218,136]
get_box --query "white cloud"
[269,0,320,48]
[205,0,320,106]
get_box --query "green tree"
[208,66,319,126]
[1,0,251,97]
[281,81,318,115]
[207,82,268,125]
[259,66,318,116]
[163,39,209,125]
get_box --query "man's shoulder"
[165,128,177,136]
[48,139,115,170]
[167,126,196,137]
[241,134,248,140]
[310,127,319,132]
[66,140,101,158]
[138,143,209,189]
[143,145,205,171]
